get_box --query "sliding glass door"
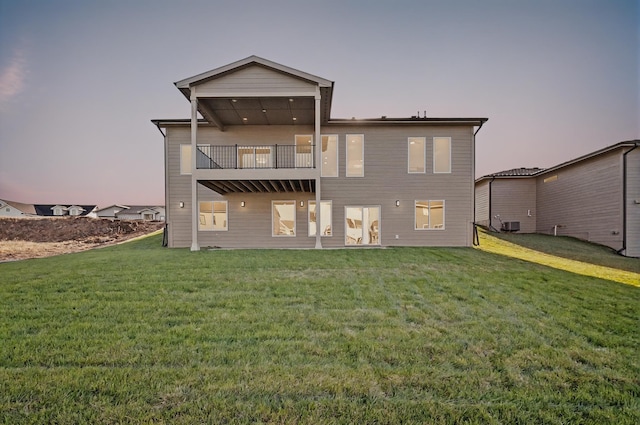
[345,206,380,246]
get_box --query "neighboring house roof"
[2,200,37,215]
[476,167,545,181]
[34,205,97,216]
[114,205,164,217]
[535,140,639,176]
[95,204,129,213]
[476,140,640,183]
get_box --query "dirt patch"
[0,217,164,261]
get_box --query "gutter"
[617,141,640,255]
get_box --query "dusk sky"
[0,0,638,208]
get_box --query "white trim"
[346,134,365,177]
[408,137,426,174]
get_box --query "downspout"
[617,142,639,255]
[472,121,485,245]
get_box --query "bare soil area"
[0,217,164,261]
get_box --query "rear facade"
[154,56,487,250]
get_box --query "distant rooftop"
[485,167,545,177]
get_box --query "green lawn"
[1,234,639,424]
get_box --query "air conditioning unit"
[501,221,520,232]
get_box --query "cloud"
[0,50,27,106]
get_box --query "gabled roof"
[171,56,335,129]
[174,55,333,91]
[1,200,37,215]
[95,204,129,213]
[114,205,164,216]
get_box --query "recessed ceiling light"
[232,99,237,102]
[262,109,266,113]
[289,98,294,102]
[243,117,248,121]
[292,117,297,121]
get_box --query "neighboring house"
[0,200,97,218]
[153,55,487,250]
[34,204,97,217]
[116,206,165,221]
[475,140,640,257]
[0,199,37,217]
[95,205,166,221]
[95,205,130,219]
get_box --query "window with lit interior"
[408,137,426,173]
[433,137,451,173]
[272,201,296,236]
[308,201,332,237]
[346,134,364,177]
[321,135,338,177]
[415,200,445,229]
[199,201,228,231]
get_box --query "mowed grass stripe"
[1,234,638,424]
[476,230,640,286]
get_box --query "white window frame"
[433,137,452,174]
[308,200,332,237]
[415,200,445,230]
[346,134,364,177]
[198,201,228,231]
[272,200,296,237]
[321,134,339,177]
[408,137,426,174]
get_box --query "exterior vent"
[501,221,520,232]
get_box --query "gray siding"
[625,148,640,257]
[536,150,623,250]
[165,123,476,248]
[195,66,316,96]
[491,179,537,233]
[474,180,489,226]
[321,125,475,247]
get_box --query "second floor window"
[433,137,451,173]
[346,134,364,177]
[321,135,338,177]
[408,137,426,173]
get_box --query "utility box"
[502,221,520,232]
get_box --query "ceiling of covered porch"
[200,179,315,195]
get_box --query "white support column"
[190,93,200,251]
[314,89,322,249]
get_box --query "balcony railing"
[196,144,315,170]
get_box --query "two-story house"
[153,56,487,250]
